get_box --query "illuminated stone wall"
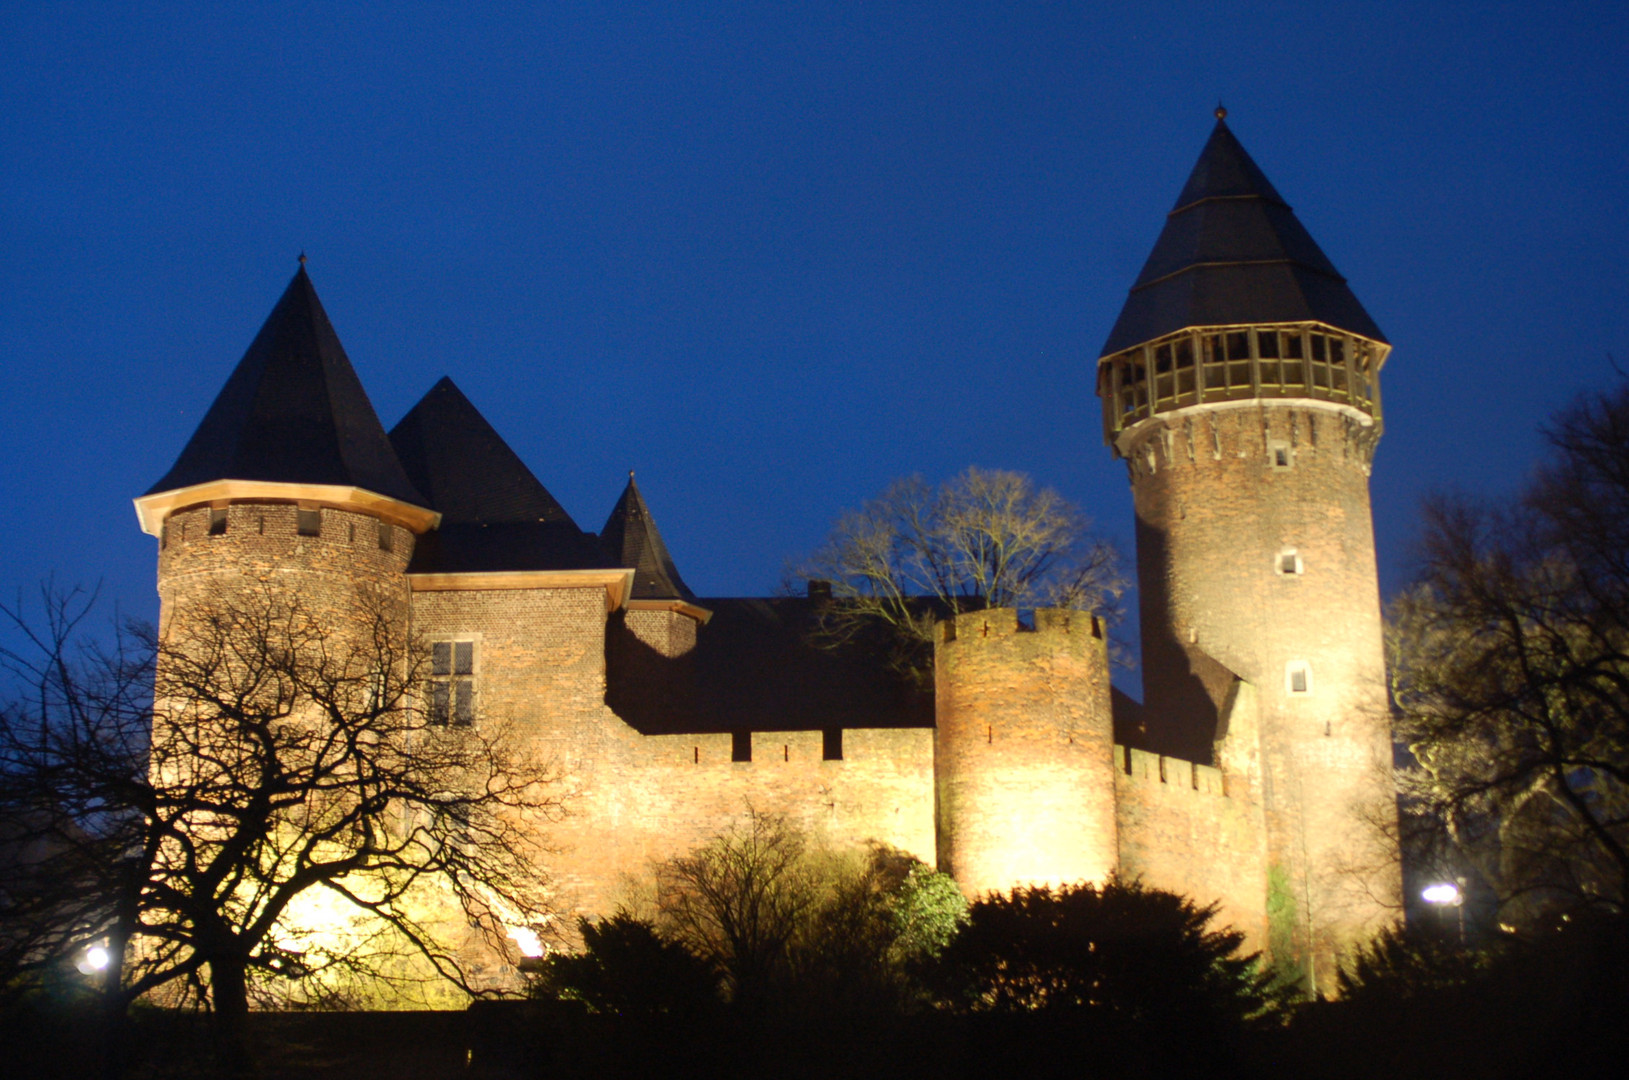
[1113,746,1268,953]
[1124,400,1401,984]
[411,585,936,924]
[934,607,1117,899]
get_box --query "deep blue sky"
[3,3,1626,659]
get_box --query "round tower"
[1097,115,1400,991]
[934,608,1117,898]
[135,265,438,646]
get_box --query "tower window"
[297,509,321,536]
[429,639,477,726]
[208,508,228,536]
[823,728,843,761]
[378,521,394,552]
[1270,441,1293,470]
[1277,548,1304,576]
[1286,662,1312,695]
[732,730,752,763]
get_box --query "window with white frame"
[1277,547,1304,576]
[1285,661,1312,695]
[429,639,477,726]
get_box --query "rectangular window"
[429,639,477,726]
[1257,329,1280,359]
[823,728,843,761]
[209,508,228,536]
[297,509,321,536]
[731,730,752,762]
[377,520,394,552]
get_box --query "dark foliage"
[528,913,719,1022]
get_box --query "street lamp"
[76,944,110,974]
[1421,880,1465,943]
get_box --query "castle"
[135,114,1400,993]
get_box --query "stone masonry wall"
[1125,400,1400,984]
[158,502,415,633]
[1114,746,1267,953]
[409,585,935,926]
[934,608,1117,899]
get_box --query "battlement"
[938,607,1103,645]
[1116,745,1230,798]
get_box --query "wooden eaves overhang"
[408,568,639,614]
[135,480,442,537]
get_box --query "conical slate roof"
[601,474,694,601]
[1100,117,1386,356]
[389,377,603,573]
[146,266,425,506]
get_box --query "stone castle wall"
[1113,746,1268,953]
[934,608,1117,898]
[411,584,935,922]
[157,501,415,634]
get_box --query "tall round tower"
[1097,114,1400,991]
[934,608,1117,899]
[135,265,438,643]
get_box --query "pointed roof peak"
[388,378,579,528]
[145,267,426,505]
[602,474,694,601]
[1099,119,1386,355]
[1170,115,1287,213]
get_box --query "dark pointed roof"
[146,267,426,505]
[601,474,694,601]
[388,377,603,573]
[1100,118,1386,356]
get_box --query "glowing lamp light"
[509,926,544,959]
[1421,882,1462,906]
[76,945,111,974]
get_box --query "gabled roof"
[600,474,695,601]
[388,377,603,573]
[1100,116,1386,356]
[145,266,425,506]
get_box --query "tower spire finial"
[298,251,307,268]
[1215,102,1227,121]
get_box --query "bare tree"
[652,810,967,1013]
[0,584,562,1072]
[1389,381,1629,926]
[792,467,1123,672]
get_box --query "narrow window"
[429,639,477,726]
[297,509,321,536]
[378,521,394,552]
[1270,441,1293,470]
[822,728,843,761]
[1286,662,1312,695]
[348,522,356,543]
[732,730,752,763]
[208,508,228,536]
[1277,548,1304,576]
[160,521,169,549]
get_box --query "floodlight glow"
[75,945,111,974]
[1421,882,1461,905]
[509,926,544,958]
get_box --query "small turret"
[601,473,708,658]
[933,608,1116,898]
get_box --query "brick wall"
[934,608,1117,899]
[1114,746,1268,952]
[409,584,935,924]
[1124,400,1400,983]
